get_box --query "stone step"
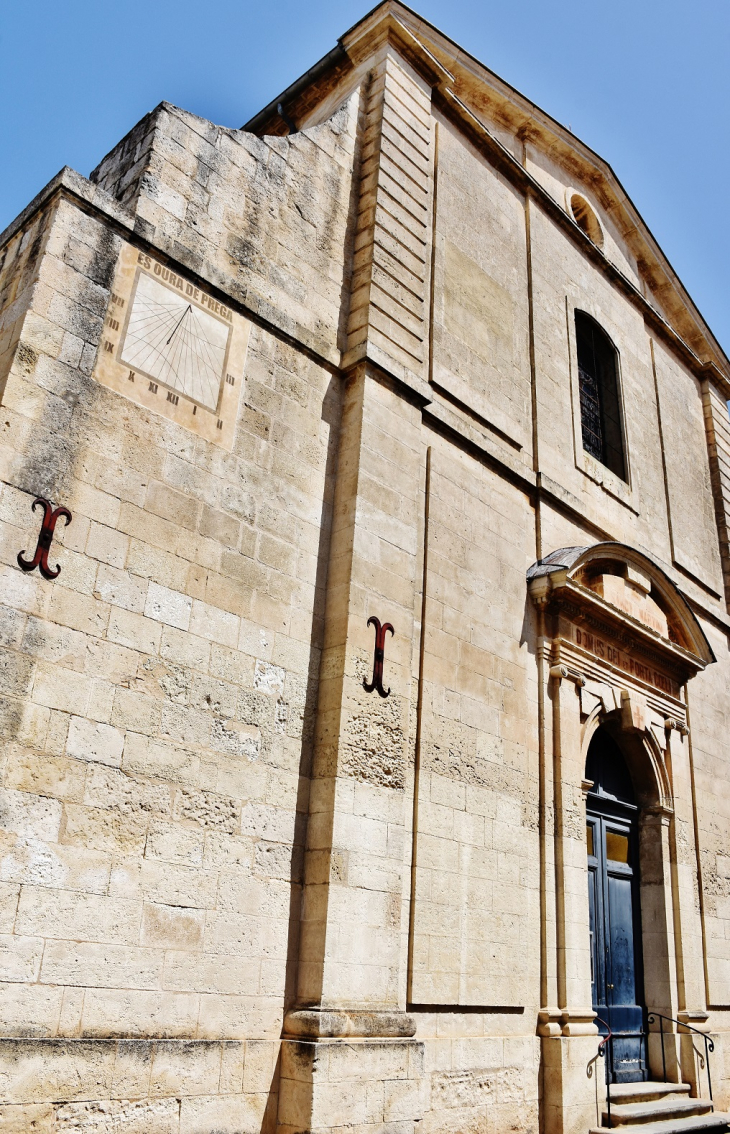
[603,1097,713,1126]
[589,1109,730,1134]
[608,1084,692,1106]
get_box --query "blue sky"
[1,0,727,352]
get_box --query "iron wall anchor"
[363,615,394,698]
[17,497,72,580]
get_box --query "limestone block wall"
[90,98,359,364]
[0,208,53,407]
[0,176,343,1125]
[344,50,432,383]
[523,142,642,291]
[410,440,540,1009]
[651,339,724,597]
[417,1022,540,1134]
[0,9,730,1128]
[686,617,730,1107]
[529,201,677,566]
[702,377,730,605]
[430,117,532,458]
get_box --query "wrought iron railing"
[590,1015,613,1127]
[648,1012,714,1110]
[589,1012,714,1128]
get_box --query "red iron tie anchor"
[17,497,72,581]
[363,616,394,698]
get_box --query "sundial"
[120,272,229,411]
[92,244,250,449]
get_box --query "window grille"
[575,311,626,481]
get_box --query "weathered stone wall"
[0,207,54,407]
[418,1023,539,1134]
[431,118,532,457]
[652,339,724,595]
[685,616,730,1105]
[410,439,539,1009]
[90,98,360,364]
[1,7,730,1130]
[0,111,347,1123]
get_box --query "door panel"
[607,873,636,1006]
[587,811,646,1082]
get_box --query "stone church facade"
[1,4,730,1132]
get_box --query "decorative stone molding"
[537,1007,562,1037]
[527,543,714,696]
[341,9,454,91]
[559,1007,598,1037]
[621,688,647,732]
[664,716,690,737]
[549,663,586,687]
[677,1009,710,1031]
[284,1008,417,1039]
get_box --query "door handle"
[607,984,614,989]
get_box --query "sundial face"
[92,244,250,449]
[121,271,230,411]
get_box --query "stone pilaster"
[542,663,597,1134]
[640,807,682,1080]
[701,370,730,608]
[277,362,425,1133]
[342,37,438,390]
[665,724,712,1094]
[548,665,596,1030]
[275,22,445,1130]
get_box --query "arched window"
[575,311,626,480]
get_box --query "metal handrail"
[647,1012,714,1109]
[594,1015,613,1127]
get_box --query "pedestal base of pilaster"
[559,1007,597,1036]
[538,1006,562,1037]
[678,1010,711,1097]
[541,1034,601,1134]
[277,1035,425,1134]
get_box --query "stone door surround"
[528,542,714,1131]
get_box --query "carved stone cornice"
[528,543,714,686]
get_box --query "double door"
[587,806,647,1082]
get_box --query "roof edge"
[239,1,729,377]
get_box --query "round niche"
[567,191,605,249]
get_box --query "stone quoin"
[1,4,730,1133]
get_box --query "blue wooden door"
[586,730,647,1083]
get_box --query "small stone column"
[665,723,711,1095]
[542,663,598,1134]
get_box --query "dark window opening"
[575,311,626,480]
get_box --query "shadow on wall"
[269,369,342,1116]
[263,1047,283,1134]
